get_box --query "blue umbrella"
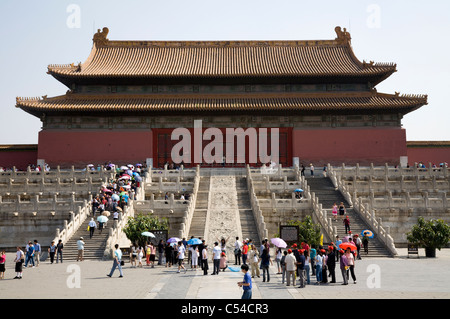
[295,189,304,192]
[187,238,202,245]
[361,230,374,238]
[97,215,108,223]
[228,266,241,272]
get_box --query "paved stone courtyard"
[1,248,450,299]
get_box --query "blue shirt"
[310,248,316,259]
[243,272,252,290]
[34,243,41,253]
[27,246,35,256]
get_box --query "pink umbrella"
[271,238,287,248]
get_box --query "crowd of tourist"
[0,162,143,279]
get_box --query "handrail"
[328,164,398,256]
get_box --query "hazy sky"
[1,0,449,144]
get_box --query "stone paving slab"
[1,249,450,299]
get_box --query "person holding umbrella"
[361,230,373,255]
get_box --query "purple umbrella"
[167,237,181,244]
[270,238,287,248]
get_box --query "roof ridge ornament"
[93,27,109,46]
[335,26,351,45]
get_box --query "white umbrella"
[141,231,155,238]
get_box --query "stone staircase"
[236,177,260,245]
[307,176,392,257]
[188,176,210,239]
[62,215,110,260]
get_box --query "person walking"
[249,245,260,278]
[339,202,346,220]
[241,241,249,265]
[56,239,63,263]
[310,163,315,178]
[107,244,123,278]
[158,240,165,265]
[130,244,137,268]
[354,234,362,260]
[211,242,221,275]
[327,246,336,283]
[343,216,351,234]
[0,250,5,280]
[285,249,297,286]
[48,241,57,264]
[76,237,85,262]
[234,237,242,265]
[165,242,173,268]
[362,232,370,255]
[177,241,187,273]
[332,203,338,222]
[137,246,144,268]
[345,248,357,284]
[202,244,209,275]
[335,236,342,261]
[310,245,317,276]
[191,245,199,270]
[321,249,328,284]
[339,250,349,285]
[275,247,283,274]
[238,264,252,299]
[304,249,311,285]
[280,250,287,284]
[14,246,24,279]
[88,218,97,239]
[297,249,306,288]
[24,242,35,268]
[259,248,273,283]
[315,249,324,284]
[33,240,41,267]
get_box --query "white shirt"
[178,245,186,259]
[285,253,297,271]
[315,254,323,266]
[213,246,222,259]
[16,250,24,262]
[88,220,96,228]
[77,240,85,250]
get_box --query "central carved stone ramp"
[307,176,392,258]
[188,168,260,256]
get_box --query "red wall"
[407,147,450,166]
[38,130,153,168]
[0,149,38,170]
[292,127,407,166]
